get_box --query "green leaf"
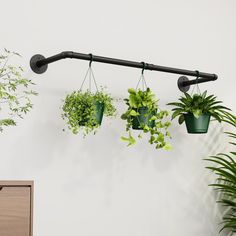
[171,110,183,120]
[163,143,172,151]
[129,94,138,108]
[121,131,136,146]
[128,88,136,95]
[201,90,207,98]
[178,114,185,124]
[193,109,202,118]
[121,136,130,142]
[121,113,127,120]
[0,50,37,133]
[184,93,192,100]
[0,119,16,127]
[167,102,185,108]
[130,110,139,116]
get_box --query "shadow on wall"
[4,89,71,175]
[0,87,230,236]
[54,98,182,201]
[7,118,68,175]
[200,122,234,236]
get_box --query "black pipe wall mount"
[30,51,218,92]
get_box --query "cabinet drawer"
[0,182,33,236]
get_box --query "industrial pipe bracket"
[30,51,218,92]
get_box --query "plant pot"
[79,102,104,126]
[132,107,155,130]
[94,101,105,125]
[184,113,211,134]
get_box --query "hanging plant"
[61,61,116,135]
[62,88,116,135]
[167,91,231,133]
[121,87,172,150]
[0,48,37,132]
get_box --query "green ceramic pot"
[132,107,155,130]
[94,101,104,125]
[79,101,104,126]
[184,113,211,134]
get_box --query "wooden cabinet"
[0,181,33,236]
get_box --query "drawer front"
[0,186,31,236]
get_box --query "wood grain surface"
[0,182,33,236]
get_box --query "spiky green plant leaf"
[205,113,236,233]
[167,91,231,126]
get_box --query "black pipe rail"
[30,51,218,92]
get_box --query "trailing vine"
[62,88,116,136]
[121,88,172,150]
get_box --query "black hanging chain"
[79,54,99,92]
[135,62,148,91]
[190,70,201,95]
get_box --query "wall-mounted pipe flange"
[177,76,190,92]
[30,54,48,74]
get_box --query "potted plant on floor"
[167,91,231,133]
[62,88,116,136]
[205,112,236,234]
[0,48,37,132]
[121,88,172,150]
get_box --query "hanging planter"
[121,88,172,150]
[131,106,155,130]
[184,113,210,133]
[78,101,104,126]
[92,101,105,125]
[167,91,231,134]
[61,60,116,136]
[62,89,116,135]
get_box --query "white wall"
[0,0,235,235]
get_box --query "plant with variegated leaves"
[168,91,231,124]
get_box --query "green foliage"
[221,112,236,129]
[121,88,172,150]
[205,113,236,233]
[61,88,116,135]
[167,91,231,125]
[0,48,37,132]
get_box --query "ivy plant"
[0,48,37,132]
[121,88,172,150]
[61,88,116,136]
[167,91,231,124]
